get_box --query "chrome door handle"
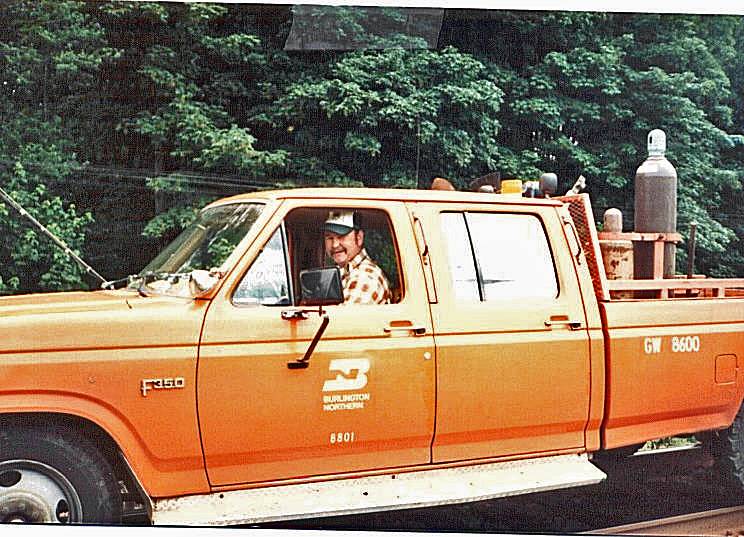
[544,319,582,329]
[384,323,427,336]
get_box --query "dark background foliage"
[1,2,743,294]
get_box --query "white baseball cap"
[323,210,358,236]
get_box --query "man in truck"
[323,209,391,305]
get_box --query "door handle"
[544,317,582,329]
[384,321,427,336]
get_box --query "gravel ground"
[257,448,744,534]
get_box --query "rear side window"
[441,212,558,301]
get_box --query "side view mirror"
[300,267,343,306]
[189,269,221,295]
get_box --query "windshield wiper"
[101,275,137,290]
[136,271,189,297]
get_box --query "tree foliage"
[0,1,102,293]
[1,2,743,293]
[262,44,505,189]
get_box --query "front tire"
[0,423,122,524]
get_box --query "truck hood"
[0,290,132,317]
[0,290,210,354]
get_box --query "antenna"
[0,186,106,285]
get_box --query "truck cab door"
[413,202,592,462]
[197,200,435,486]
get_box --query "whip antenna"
[0,186,106,285]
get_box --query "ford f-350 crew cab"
[1,187,743,525]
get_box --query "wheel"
[0,423,122,524]
[710,405,744,493]
[591,443,645,475]
[607,443,644,458]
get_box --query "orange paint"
[0,187,742,504]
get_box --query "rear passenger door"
[414,202,592,462]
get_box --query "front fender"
[0,392,209,498]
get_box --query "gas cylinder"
[634,129,677,278]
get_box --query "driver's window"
[233,228,290,306]
[284,207,402,305]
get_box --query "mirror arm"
[280,305,326,321]
[281,309,309,321]
[287,313,330,369]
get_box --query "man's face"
[324,229,364,268]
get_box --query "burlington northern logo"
[321,359,371,412]
[322,359,370,392]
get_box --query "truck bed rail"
[607,278,744,299]
[556,193,744,301]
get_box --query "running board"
[151,454,606,526]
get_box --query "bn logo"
[323,359,370,392]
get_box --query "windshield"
[131,202,264,297]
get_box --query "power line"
[3,159,744,220]
[0,159,279,192]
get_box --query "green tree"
[466,12,743,276]
[2,4,744,294]
[257,7,506,189]
[0,0,102,293]
[90,2,289,248]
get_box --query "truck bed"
[600,298,744,449]
[557,193,744,449]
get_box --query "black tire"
[710,406,744,493]
[0,423,122,524]
[606,443,644,459]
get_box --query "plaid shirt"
[341,249,391,305]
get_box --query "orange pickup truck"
[1,187,743,525]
